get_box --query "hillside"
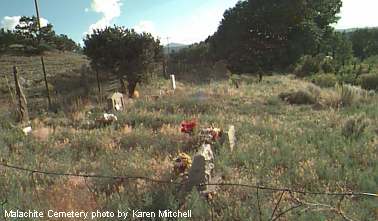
[336,27,378,33]
[163,43,188,54]
[0,53,378,220]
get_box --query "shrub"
[229,74,241,88]
[321,58,335,73]
[335,83,366,107]
[294,55,322,77]
[266,96,282,106]
[359,73,378,91]
[306,83,322,99]
[311,73,337,88]
[23,46,40,55]
[337,72,357,85]
[279,89,316,105]
[318,84,372,108]
[342,115,369,139]
[364,55,378,66]
[239,74,256,85]
[336,84,359,106]
[37,43,55,52]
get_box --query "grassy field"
[0,52,377,220]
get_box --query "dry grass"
[45,177,98,220]
[1,53,378,220]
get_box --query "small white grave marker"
[170,74,176,90]
[228,125,236,151]
[22,126,32,135]
[107,92,125,111]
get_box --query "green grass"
[1,53,378,220]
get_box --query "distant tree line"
[348,28,378,60]
[0,16,80,54]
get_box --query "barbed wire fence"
[1,162,377,221]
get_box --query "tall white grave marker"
[170,74,176,90]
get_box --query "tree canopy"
[210,0,342,73]
[0,16,79,54]
[349,28,378,60]
[83,26,162,97]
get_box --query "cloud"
[163,5,230,44]
[157,0,238,45]
[133,20,157,36]
[86,0,122,34]
[335,0,378,29]
[117,1,238,45]
[1,16,21,30]
[39,18,49,27]
[1,16,49,30]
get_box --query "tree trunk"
[119,77,127,95]
[163,59,167,78]
[128,81,137,98]
[95,68,102,104]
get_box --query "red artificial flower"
[211,129,221,140]
[202,127,222,141]
[180,119,197,134]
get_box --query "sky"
[1,0,378,45]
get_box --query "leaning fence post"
[34,0,52,109]
[13,66,29,124]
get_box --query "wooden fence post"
[34,0,52,109]
[13,66,29,124]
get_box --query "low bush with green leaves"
[364,55,378,66]
[229,74,241,88]
[295,55,338,78]
[321,57,335,73]
[279,89,317,105]
[359,73,378,91]
[294,55,322,77]
[311,73,338,87]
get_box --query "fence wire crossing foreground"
[1,162,377,221]
[1,163,376,198]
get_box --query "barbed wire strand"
[1,162,377,198]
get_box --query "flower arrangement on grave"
[173,152,192,176]
[180,119,197,134]
[199,126,223,144]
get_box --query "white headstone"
[228,125,236,151]
[170,74,176,90]
[22,126,32,135]
[198,143,214,162]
